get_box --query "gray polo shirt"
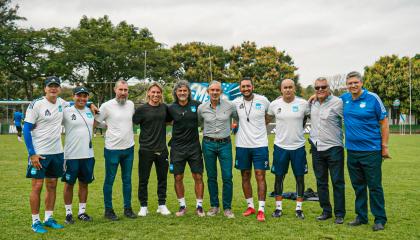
[198,98,237,139]
[310,95,344,151]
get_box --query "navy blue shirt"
[341,89,387,151]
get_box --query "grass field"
[0,134,419,240]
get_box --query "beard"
[116,97,127,105]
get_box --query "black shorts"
[16,126,22,132]
[170,146,203,175]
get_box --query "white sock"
[65,204,72,215]
[178,198,186,207]
[44,211,53,221]
[258,201,265,212]
[196,199,203,208]
[32,214,41,224]
[276,200,283,210]
[246,198,254,209]
[79,203,86,215]
[296,201,303,211]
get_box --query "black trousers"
[138,149,169,207]
[311,144,346,217]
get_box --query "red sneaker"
[242,207,256,217]
[257,210,265,222]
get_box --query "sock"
[44,211,53,221]
[296,201,303,211]
[196,199,203,208]
[276,201,282,210]
[258,201,265,212]
[79,203,86,215]
[65,204,72,215]
[32,214,41,224]
[246,198,254,209]
[178,198,186,207]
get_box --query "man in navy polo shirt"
[342,71,390,231]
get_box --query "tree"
[363,54,420,115]
[0,0,25,27]
[301,85,315,99]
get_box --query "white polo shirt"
[95,99,135,150]
[63,106,95,159]
[24,97,67,155]
[233,94,270,148]
[268,97,310,150]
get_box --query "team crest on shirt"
[58,105,62,112]
[31,167,37,175]
[345,100,349,104]
[360,101,366,108]
[45,109,51,116]
[255,103,262,110]
[190,106,197,113]
[292,105,299,112]
[86,112,93,118]
[71,114,77,120]
[277,108,282,114]
[239,103,244,109]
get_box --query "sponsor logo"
[239,103,244,109]
[292,105,299,112]
[86,112,93,118]
[255,103,262,110]
[191,106,197,113]
[58,105,62,112]
[45,109,51,116]
[360,101,366,108]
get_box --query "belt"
[203,136,231,143]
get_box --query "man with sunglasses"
[309,77,345,224]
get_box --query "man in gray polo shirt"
[197,80,237,218]
[310,77,345,224]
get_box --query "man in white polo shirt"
[95,79,136,220]
[233,77,270,222]
[267,79,310,220]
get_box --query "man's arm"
[23,122,45,170]
[380,117,390,159]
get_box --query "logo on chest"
[58,105,62,112]
[86,112,93,118]
[277,107,282,114]
[45,109,51,116]
[190,106,197,113]
[255,103,262,110]
[71,114,77,120]
[292,105,299,112]
[359,101,366,108]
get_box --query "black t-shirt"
[168,100,201,150]
[132,103,170,152]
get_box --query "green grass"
[0,134,419,239]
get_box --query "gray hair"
[172,80,192,103]
[314,77,329,86]
[208,80,223,93]
[114,79,128,89]
[346,71,363,82]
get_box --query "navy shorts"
[271,145,308,176]
[235,147,269,171]
[61,158,95,185]
[26,153,64,179]
[170,147,203,175]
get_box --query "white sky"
[14,0,420,86]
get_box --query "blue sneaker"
[32,221,47,233]
[44,217,64,229]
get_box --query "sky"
[14,0,420,86]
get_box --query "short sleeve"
[95,103,108,123]
[165,104,173,122]
[304,101,311,116]
[267,101,275,116]
[263,97,270,113]
[24,101,39,124]
[372,94,387,120]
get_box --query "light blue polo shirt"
[341,89,387,151]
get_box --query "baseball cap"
[45,76,61,87]
[73,86,90,95]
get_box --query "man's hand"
[308,94,317,104]
[382,145,391,159]
[90,104,100,115]
[30,155,45,170]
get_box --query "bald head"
[280,78,296,102]
[281,79,295,88]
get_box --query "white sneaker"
[156,205,171,215]
[138,207,148,217]
[18,137,22,142]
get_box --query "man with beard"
[133,83,171,217]
[168,80,205,217]
[95,80,137,220]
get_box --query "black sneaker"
[104,208,118,221]
[296,210,305,219]
[271,209,283,218]
[78,213,93,222]
[65,214,75,224]
[124,207,137,219]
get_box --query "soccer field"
[0,134,419,240]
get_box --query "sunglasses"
[315,85,328,90]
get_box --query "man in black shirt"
[132,83,171,217]
[168,80,205,217]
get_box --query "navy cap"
[73,86,89,95]
[45,76,61,87]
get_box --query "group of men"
[23,72,390,234]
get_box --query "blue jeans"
[103,146,134,210]
[202,139,233,210]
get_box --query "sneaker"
[31,220,47,234]
[176,206,187,217]
[44,217,64,229]
[257,210,265,222]
[196,206,205,217]
[207,207,220,217]
[335,217,344,224]
[296,210,305,219]
[65,214,75,224]
[104,208,118,221]
[78,213,93,221]
[224,209,235,219]
[242,207,256,217]
[372,223,385,231]
[156,205,171,216]
[124,207,137,219]
[316,213,332,221]
[138,207,148,217]
[271,209,283,218]
[348,217,366,226]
